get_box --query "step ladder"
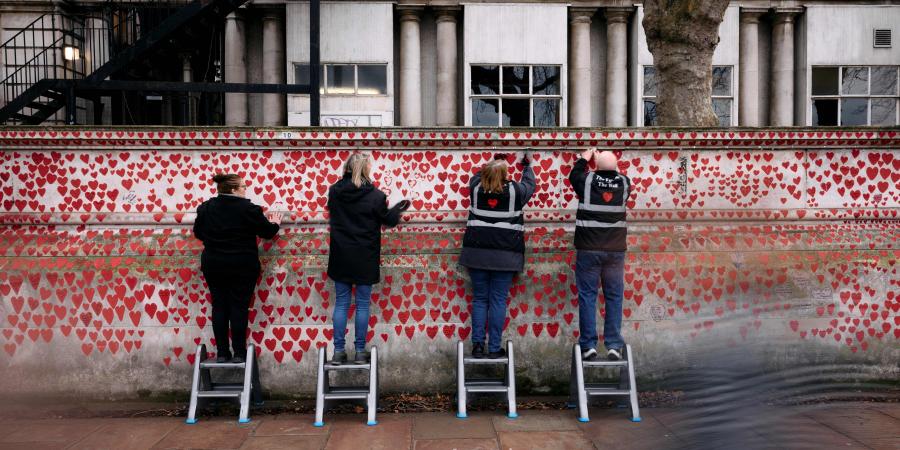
[456,341,517,419]
[186,344,262,424]
[570,344,640,423]
[314,346,379,427]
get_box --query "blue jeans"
[332,281,372,352]
[469,268,515,353]
[575,250,626,351]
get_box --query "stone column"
[569,8,594,127]
[770,8,801,126]
[398,6,423,126]
[739,9,765,126]
[435,7,459,126]
[262,11,286,126]
[224,12,247,126]
[605,8,630,127]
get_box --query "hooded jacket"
[327,175,402,285]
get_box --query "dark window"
[472,98,500,126]
[811,67,839,95]
[643,100,658,126]
[502,66,529,95]
[471,66,500,95]
[357,65,387,95]
[812,99,838,126]
[502,98,530,126]
[532,99,559,127]
[532,66,561,96]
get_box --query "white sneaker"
[607,348,622,361]
[582,348,598,361]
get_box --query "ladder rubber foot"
[313,421,325,427]
[238,418,251,424]
[185,418,198,424]
[366,420,378,426]
[631,417,642,423]
[507,413,518,419]
[456,413,467,419]
[578,417,590,423]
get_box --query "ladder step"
[585,388,631,396]
[466,385,509,393]
[583,360,628,367]
[200,361,246,369]
[323,392,369,400]
[463,357,509,365]
[324,363,370,371]
[196,391,242,398]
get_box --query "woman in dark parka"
[193,174,282,363]
[327,152,409,364]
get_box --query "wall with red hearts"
[0,128,898,398]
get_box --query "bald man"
[568,148,631,361]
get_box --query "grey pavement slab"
[240,435,329,450]
[68,418,180,450]
[491,410,578,432]
[413,438,501,450]
[498,430,595,450]
[323,414,412,450]
[0,419,103,444]
[150,419,257,449]
[412,412,497,440]
[252,414,330,436]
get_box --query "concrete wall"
[0,127,897,399]
[286,2,395,126]
[463,3,569,125]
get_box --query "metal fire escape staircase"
[0,0,248,125]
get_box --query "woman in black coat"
[193,174,282,363]
[327,152,409,364]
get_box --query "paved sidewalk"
[0,403,897,449]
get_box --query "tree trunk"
[642,0,729,127]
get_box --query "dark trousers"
[203,270,258,358]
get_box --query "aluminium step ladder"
[456,341,517,419]
[314,346,379,427]
[570,343,640,423]
[186,344,262,424]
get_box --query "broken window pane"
[812,99,838,126]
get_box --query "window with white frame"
[642,65,734,126]
[811,66,899,126]
[293,63,388,95]
[470,65,562,127]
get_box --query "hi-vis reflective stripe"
[581,173,628,213]
[575,220,627,228]
[578,203,626,212]
[470,182,518,218]
[466,220,525,231]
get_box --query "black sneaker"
[215,354,230,363]
[354,350,369,364]
[331,350,347,365]
[472,343,486,359]
[606,348,622,361]
[231,355,245,364]
[488,348,506,359]
[581,348,598,361]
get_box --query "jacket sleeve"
[514,163,536,209]
[568,158,590,200]
[192,203,207,242]
[246,203,280,239]
[376,191,402,227]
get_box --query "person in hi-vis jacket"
[459,151,536,358]
[568,148,631,362]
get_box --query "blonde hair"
[343,152,372,188]
[480,160,508,194]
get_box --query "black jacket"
[193,195,280,275]
[459,163,535,272]
[568,158,630,252]
[327,176,402,285]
